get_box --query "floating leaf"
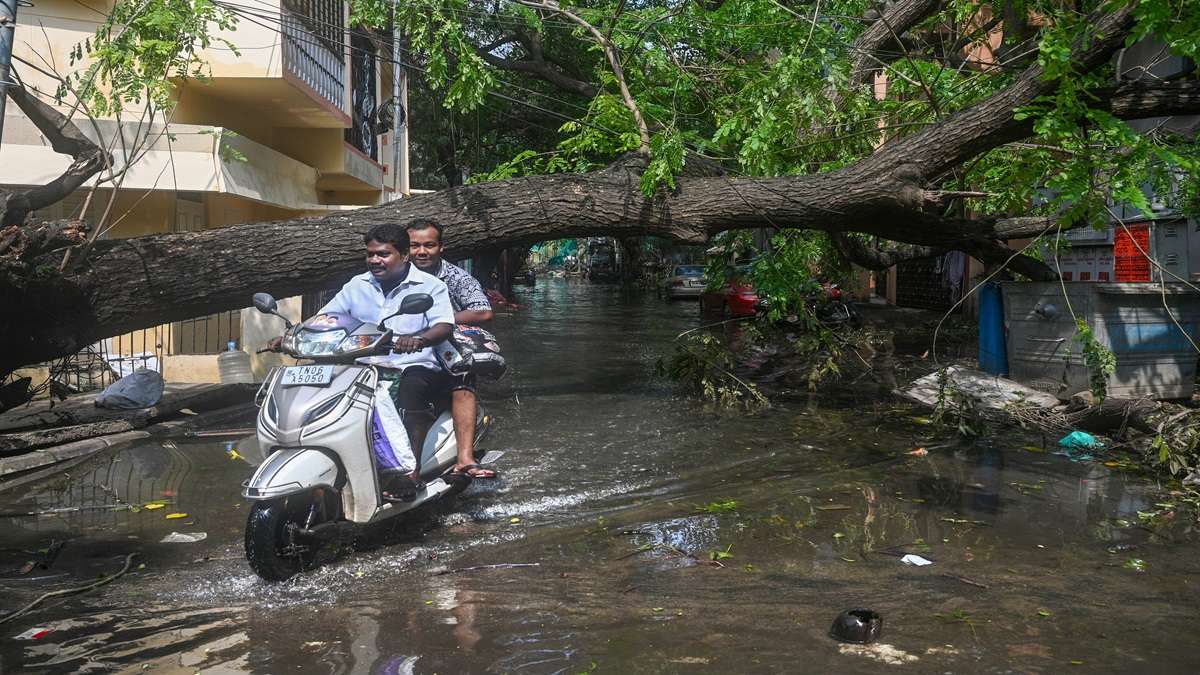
[1124,558,1147,572]
[1037,609,1052,618]
[143,502,166,510]
[833,532,845,539]
[652,607,664,612]
[509,517,521,524]
[165,512,188,520]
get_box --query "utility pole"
[390,4,409,198]
[0,0,18,147]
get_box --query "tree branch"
[1,86,110,227]
[516,0,651,154]
[831,233,941,269]
[848,0,943,89]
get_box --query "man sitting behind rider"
[304,223,455,495]
[406,218,496,479]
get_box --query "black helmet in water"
[829,609,883,644]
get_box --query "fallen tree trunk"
[2,5,1198,375]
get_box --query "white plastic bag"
[372,381,416,474]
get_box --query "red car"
[699,269,759,317]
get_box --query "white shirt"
[318,264,455,371]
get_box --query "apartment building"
[0,0,408,385]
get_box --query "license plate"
[280,365,334,386]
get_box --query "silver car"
[662,264,706,299]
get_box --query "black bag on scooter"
[437,325,507,379]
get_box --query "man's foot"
[382,474,424,502]
[450,463,497,479]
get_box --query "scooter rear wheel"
[245,495,322,582]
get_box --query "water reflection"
[0,279,1195,673]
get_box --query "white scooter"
[242,292,500,581]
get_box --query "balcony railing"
[281,0,346,112]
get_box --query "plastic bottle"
[217,339,254,383]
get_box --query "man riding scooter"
[406,218,498,480]
[269,223,455,498]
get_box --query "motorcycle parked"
[809,283,863,328]
[242,292,500,581]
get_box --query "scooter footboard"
[244,448,339,499]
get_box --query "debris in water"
[1124,558,1147,572]
[160,532,207,543]
[165,513,188,520]
[14,627,51,640]
[829,609,883,644]
[509,516,521,524]
[907,447,928,457]
[901,554,933,566]
[143,502,166,510]
[838,643,916,664]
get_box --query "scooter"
[241,292,500,581]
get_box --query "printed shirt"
[318,263,455,371]
[434,260,492,314]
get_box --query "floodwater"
[2,279,1200,673]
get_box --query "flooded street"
[3,279,1200,673]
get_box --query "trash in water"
[165,513,188,520]
[160,532,207,543]
[907,447,928,457]
[1123,558,1147,572]
[901,554,933,566]
[14,627,51,640]
[1059,431,1101,447]
[829,608,883,644]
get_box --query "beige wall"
[242,296,303,380]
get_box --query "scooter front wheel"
[245,496,321,582]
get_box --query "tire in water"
[245,496,319,582]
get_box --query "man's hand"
[392,335,428,353]
[262,336,283,352]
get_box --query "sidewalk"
[0,383,257,482]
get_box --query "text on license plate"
[281,365,334,386]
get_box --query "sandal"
[449,463,497,480]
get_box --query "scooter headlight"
[293,328,347,356]
[336,334,378,354]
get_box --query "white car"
[662,264,706,299]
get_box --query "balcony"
[177,0,350,129]
[281,0,347,116]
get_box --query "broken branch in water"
[942,572,989,589]
[0,552,139,625]
[431,562,540,576]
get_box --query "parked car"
[661,264,706,299]
[699,265,759,317]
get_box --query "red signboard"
[1114,223,1151,282]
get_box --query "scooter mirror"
[252,292,294,329]
[398,293,434,315]
[377,293,434,330]
[252,293,278,314]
